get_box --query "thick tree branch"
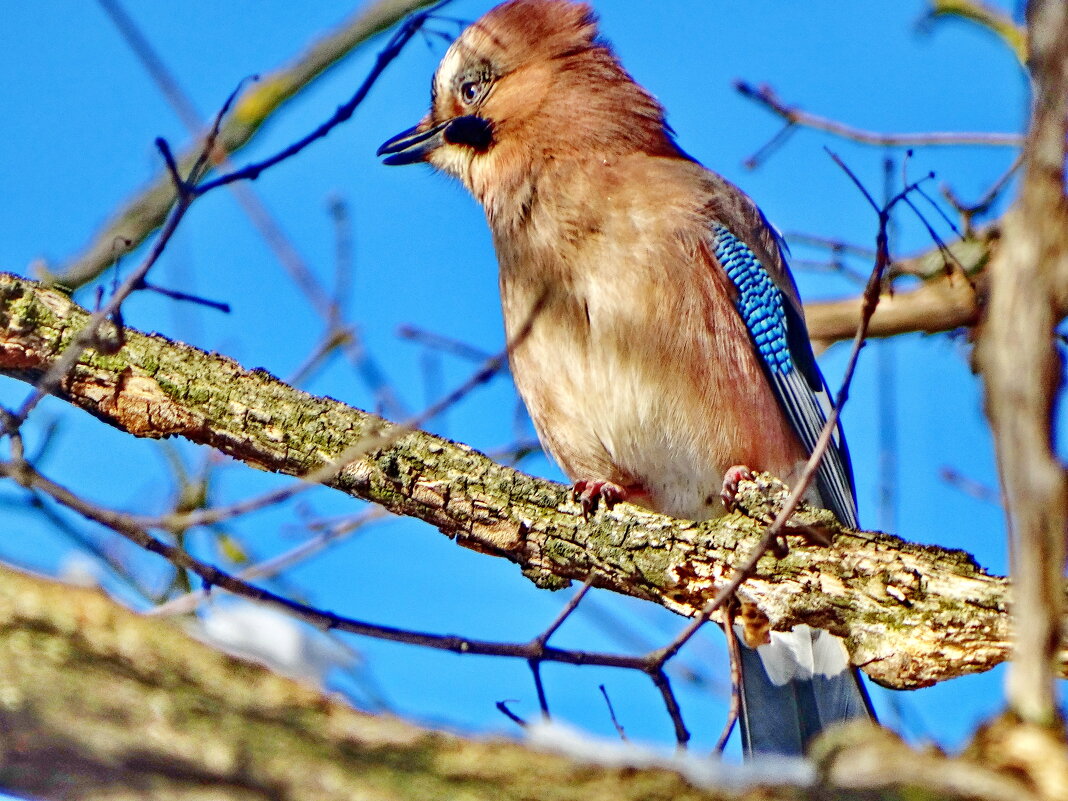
[1,563,1052,801]
[0,273,1064,691]
[804,226,994,349]
[806,272,980,350]
[975,0,1068,726]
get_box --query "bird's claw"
[572,480,627,520]
[721,465,754,512]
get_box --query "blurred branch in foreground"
[0,563,1047,801]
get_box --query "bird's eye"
[460,80,482,105]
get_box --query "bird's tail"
[735,623,874,756]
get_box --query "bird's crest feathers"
[413,0,680,209]
[469,0,600,66]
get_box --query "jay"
[379,0,873,755]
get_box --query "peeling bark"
[0,273,1064,690]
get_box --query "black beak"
[377,120,449,166]
[377,116,493,166]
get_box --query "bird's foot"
[572,480,628,520]
[720,465,754,512]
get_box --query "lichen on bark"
[0,272,1063,690]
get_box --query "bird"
[378,0,873,755]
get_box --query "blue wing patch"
[710,223,858,529]
[711,224,793,375]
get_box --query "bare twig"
[398,325,495,362]
[329,195,354,325]
[135,280,231,313]
[942,155,1022,235]
[527,576,595,718]
[149,507,388,617]
[54,0,444,288]
[194,3,449,194]
[940,467,1002,506]
[286,327,355,388]
[877,158,900,534]
[736,81,1022,159]
[925,0,1028,63]
[713,604,741,753]
[496,700,528,728]
[598,684,627,740]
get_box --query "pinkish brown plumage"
[379,0,871,754]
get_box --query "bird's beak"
[377,120,448,166]
[378,116,493,166]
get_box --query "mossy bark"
[0,274,1063,691]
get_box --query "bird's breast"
[493,180,806,521]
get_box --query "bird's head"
[378,0,678,209]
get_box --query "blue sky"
[0,0,1049,777]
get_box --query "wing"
[709,220,858,529]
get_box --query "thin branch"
[194,3,450,194]
[940,467,1002,506]
[530,662,550,717]
[398,325,495,362]
[598,684,627,741]
[496,700,528,728]
[648,669,689,747]
[148,507,388,617]
[736,81,1022,152]
[135,279,231,313]
[942,155,1022,235]
[925,0,1028,63]
[527,577,594,719]
[713,604,742,753]
[329,195,354,325]
[53,0,443,288]
[536,577,595,647]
